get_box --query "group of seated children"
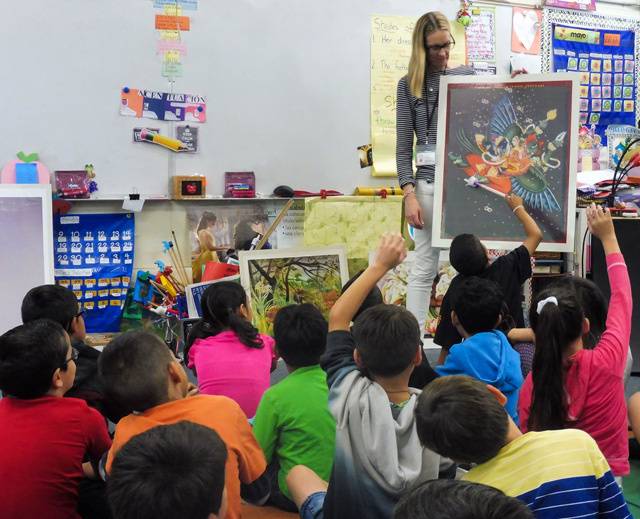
[0,196,634,519]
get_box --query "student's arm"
[251,392,278,465]
[234,402,270,505]
[329,232,407,332]
[84,407,113,477]
[588,204,631,375]
[505,193,543,255]
[507,328,536,343]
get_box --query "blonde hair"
[408,12,451,98]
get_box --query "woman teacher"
[396,12,474,334]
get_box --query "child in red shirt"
[0,319,112,519]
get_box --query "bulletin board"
[540,8,640,144]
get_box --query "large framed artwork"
[433,74,579,252]
[238,246,348,335]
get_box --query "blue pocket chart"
[53,213,135,332]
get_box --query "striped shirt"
[396,66,475,188]
[464,429,631,519]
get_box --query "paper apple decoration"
[1,152,51,184]
[186,183,198,194]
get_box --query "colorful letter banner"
[120,88,207,122]
[54,213,135,333]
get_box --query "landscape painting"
[239,246,348,335]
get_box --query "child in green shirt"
[252,304,335,512]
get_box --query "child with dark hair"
[185,281,277,418]
[436,277,522,423]
[21,284,118,417]
[0,319,112,519]
[341,270,383,322]
[252,304,335,512]
[519,204,631,483]
[107,421,228,519]
[285,233,452,519]
[345,269,438,390]
[434,193,542,366]
[100,329,268,519]
[393,479,534,519]
[415,375,631,519]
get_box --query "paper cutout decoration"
[120,88,206,122]
[511,8,541,55]
[1,152,50,184]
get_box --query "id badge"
[415,143,436,166]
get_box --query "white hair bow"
[536,296,558,315]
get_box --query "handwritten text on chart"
[155,15,191,31]
[370,14,415,175]
[158,40,187,55]
[466,8,496,61]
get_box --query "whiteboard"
[0,0,522,198]
[0,185,54,333]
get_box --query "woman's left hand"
[510,68,528,78]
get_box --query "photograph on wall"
[187,200,305,281]
[239,246,348,335]
[433,74,578,252]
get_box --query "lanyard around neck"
[424,69,446,144]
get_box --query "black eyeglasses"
[427,41,455,54]
[76,310,86,319]
[61,347,79,369]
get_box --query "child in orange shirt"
[99,329,269,519]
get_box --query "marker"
[140,129,187,151]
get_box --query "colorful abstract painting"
[433,74,579,252]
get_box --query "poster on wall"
[552,24,635,144]
[53,213,135,332]
[120,88,207,123]
[511,7,542,55]
[433,74,579,252]
[545,0,596,11]
[369,15,467,176]
[466,7,496,62]
[540,9,640,146]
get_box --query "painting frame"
[238,245,349,335]
[433,73,579,252]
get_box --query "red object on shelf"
[202,262,240,282]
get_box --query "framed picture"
[369,251,457,337]
[433,74,579,252]
[239,246,348,335]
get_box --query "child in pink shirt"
[186,281,277,418]
[519,204,631,478]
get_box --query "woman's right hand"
[405,194,424,229]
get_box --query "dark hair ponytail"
[528,288,584,431]
[185,282,263,358]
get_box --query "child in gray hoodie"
[286,232,452,519]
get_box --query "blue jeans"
[299,491,325,519]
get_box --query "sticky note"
[15,163,38,183]
[164,5,182,15]
[155,15,190,31]
[162,62,183,77]
[164,50,180,62]
[161,30,180,41]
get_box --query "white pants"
[406,180,441,335]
